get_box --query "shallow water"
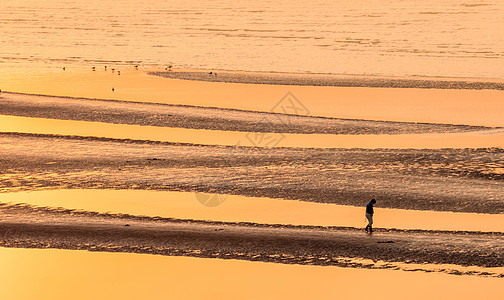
[2,1,503,295]
[1,131,503,213]
[1,0,503,78]
[2,114,504,148]
[2,70,504,128]
[0,247,501,300]
[1,189,503,232]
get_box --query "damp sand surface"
[1,132,503,214]
[1,189,504,233]
[2,91,496,135]
[1,247,502,300]
[1,203,504,277]
[2,114,504,149]
[2,69,504,127]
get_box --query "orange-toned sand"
[1,68,503,296]
[1,248,501,300]
[1,68,503,127]
[2,189,503,232]
[2,114,503,148]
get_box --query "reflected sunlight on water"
[1,114,503,149]
[1,189,503,232]
[1,0,503,78]
[0,247,501,300]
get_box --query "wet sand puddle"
[0,70,503,291]
[1,114,504,149]
[1,247,502,300]
[1,131,502,214]
[2,0,504,295]
[1,69,504,127]
[1,200,503,278]
[1,189,503,233]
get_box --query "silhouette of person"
[365,199,376,233]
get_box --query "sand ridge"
[1,92,496,135]
[0,203,503,277]
[1,132,503,214]
[150,70,504,90]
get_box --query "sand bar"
[2,115,504,149]
[2,91,495,135]
[1,132,502,214]
[1,189,504,233]
[1,203,503,274]
[1,69,503,127]
[151,70,504,90]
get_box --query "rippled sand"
[1,203,503,276]
[151,70,504,90]
[1,70,503,289]
[3,189,504,232]
[2,92,495,134]
[1,132,503,213]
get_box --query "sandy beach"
[2,1,504,298]
[0,131,503,213]
[1,69,503,299]
[1,203,503,276]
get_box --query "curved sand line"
[150,70,504,90]
[1,132,503,214]
[0,204,503,277]
[3,114,504,149]
[0,91,495,135]
[3,189,504,233]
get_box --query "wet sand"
[1,203,503,276]
[1,69,503,286]
[2,114,504,149]
[1,132,502,213]
[2,92,495,135]
[2,248,502,300]
[2,189,504,232]
[150,70,504,90]
[1,69,504,127]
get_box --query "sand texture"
[150,71,504,90]
[1,132,503,213]
[0,92,496,135]
[1,203,503,277]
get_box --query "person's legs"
[365,213,373,232]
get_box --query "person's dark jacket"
[366,202,374,214]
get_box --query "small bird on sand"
[118,71,121,75]
[105,66,107,70]
[63,67,66,71]
[92,67,96,71]
[111,68,115,73]
[209,72,213,75]
[134,65,139,70]
[165,65,173,71]
[112,88,115,92]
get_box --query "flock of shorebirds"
[59,64,218,92]
[61,64,174,92]
[62,65,173,73]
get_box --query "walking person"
[365,199,376,233]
